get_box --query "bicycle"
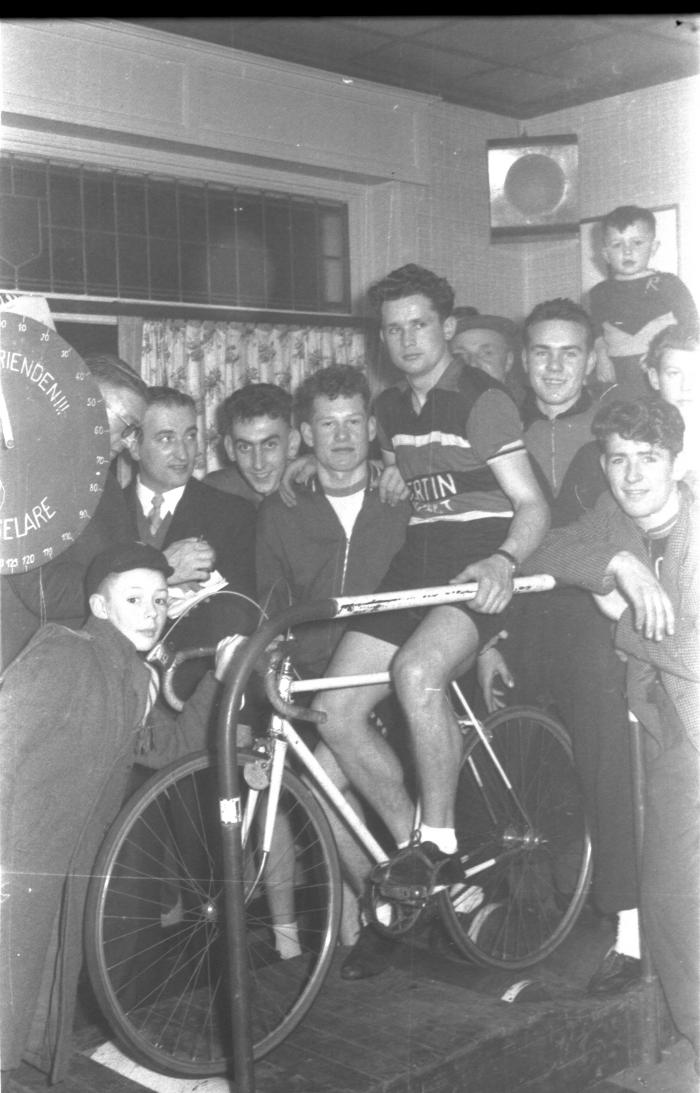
[84,576,592,1079]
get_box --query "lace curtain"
[139,318,367,474]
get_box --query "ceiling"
[128,16,700,119]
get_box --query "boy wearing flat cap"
[0,542,240,1083]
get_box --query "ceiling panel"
[126,17,700,118]
[416,16,612,65]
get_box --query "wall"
[2,20,696,326]
[0,19,518,319]
[520,76,700,314]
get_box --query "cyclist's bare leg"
[312,631,414,847]
[392,605,479,831]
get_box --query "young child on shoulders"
[588,204,697,399]
[0,542,241,1083]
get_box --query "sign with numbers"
[0,311,110,573]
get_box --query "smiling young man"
[522,396,699,1068]
[205,383,301,505]
[256,363,412,977]
[477,300,640,988]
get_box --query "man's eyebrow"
[235,430,281,443]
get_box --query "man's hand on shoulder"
[278,455,318,508]
[606,551,675,641]
[376,463,409,506]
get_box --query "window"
[0,155,351,313]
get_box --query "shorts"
[346,518,510,650]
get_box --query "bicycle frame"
[241,667,530,900]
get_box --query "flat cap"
[452,313,519,346]
[86,542,174,597]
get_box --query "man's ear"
[443,315,456,342]
[89,592,109,620]
[300,421,314,450]
[585,346,598,377]
[368,415,377,443]
[650,238,660,260]
[287,428,302,460]
[504,350,515,375]
[599,452,608,477]
[224,434,236,463]
[672,453,685,483]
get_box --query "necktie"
[148,492,164,537]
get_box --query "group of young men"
[1,249,698,1081]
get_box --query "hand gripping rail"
[213,573,554,1093]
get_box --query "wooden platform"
[4,908,675,1093]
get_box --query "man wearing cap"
[450,311,527,407]
[0,542,241,1083]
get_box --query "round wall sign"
[0,311,111,574]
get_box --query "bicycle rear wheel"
[84,751,341,1078]
[440,706,592,969]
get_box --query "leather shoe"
[587,950,641,996]
[340,924,398,981]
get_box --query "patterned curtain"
[140,319,367,474]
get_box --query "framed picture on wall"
[580,204,679,299]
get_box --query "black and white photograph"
[1,17,699,1093]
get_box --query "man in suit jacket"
[123,386,258,700]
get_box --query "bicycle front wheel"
[84,751,341,1078]
[440,707,592,969]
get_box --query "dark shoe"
[340,924,398,981]
[371,841,463,905]
[587,950,642,996]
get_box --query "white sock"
[614,908,640,959]
[273,921,302,960]
[419,824,458,855]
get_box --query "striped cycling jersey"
[374,358,525,527]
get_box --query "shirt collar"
[520,386,593,428]
[136,477,186,517]
[395,355,464,403]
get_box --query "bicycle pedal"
[379,883,428,906]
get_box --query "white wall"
[2,19,697,324]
